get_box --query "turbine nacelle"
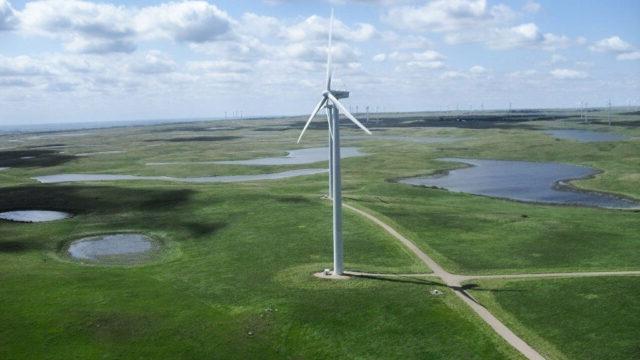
[326,90,349,100]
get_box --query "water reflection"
[400,158,639,209]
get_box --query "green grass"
[467,276,640,360]
[0,183,516,359]
[1,109,639,359]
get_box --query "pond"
[545,130,628,142]
[0,167,7,171]
[67,234,158,264]
[34,168,327,184]
[399,158,639,209]
[0,210,72,222]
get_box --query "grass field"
[1,108,638,359]
[467,276,640,360]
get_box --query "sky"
[0,0,639,125]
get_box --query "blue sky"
[0,0,639,125]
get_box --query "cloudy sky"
[0,0,639,125]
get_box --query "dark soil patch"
[145,136,241,142]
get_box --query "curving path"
[343,202,546,360]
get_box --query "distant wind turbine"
[584,102,589,123]
[297,10,372,277]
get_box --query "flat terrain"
[467,276,640,360]
[1,108,638,359]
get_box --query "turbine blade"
[326,9,334,91]
[327,93,372,135]
[325,106,334,139]
[297,97,327,144]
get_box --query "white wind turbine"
[297,10,372,276]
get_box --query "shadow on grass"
[0,241,43,253]
[0,149,76,168]
[591,120,640,128]
[145,136,241,143]
[183,222,227,238]
[349,274,524,306]
[350,273,445,286]
[0,185,230,248]
[253,127,291,132]
[0,185,195,216]
[151,126,211,133]
[28,143,67,148]
[275,196,312,204]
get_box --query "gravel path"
[344,202,547,360]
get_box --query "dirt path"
[344,202,547,360]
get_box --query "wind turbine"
[584,102,589,123]
[297,10,372,276]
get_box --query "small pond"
[400,158,639,209]
[0,167,7,171]
[67,234,158,264]
[545,130,627,142]
[34,168,327,184]
[0,210,72,222]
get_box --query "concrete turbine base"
[313,270,351,280]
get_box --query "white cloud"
[589,36,639,61]
[387,49,446,69]
[388,50,444,61]
[550,68,588,80]
[240,13,281,38]
[550,54,567,64]
[19,0,136,53]
[469,65,487,74]
[438,65,488,79]
[440,70,467,79]
[135,1,232,43]
[0,77,34,87]
[128,51,176,74]
[372,53,386,62]
[0,55,50,76]
[385,0,501,32]
[617,51,640,61]
[407,60,444,69]
[507,69,537,78]
[478,23,569,50]
[283,15,376,43]
[523,1,541,14]
[589,36,632,53]
[412,50,445,61]
[385,1,568,51]
[187,60,253,74]
[0,0,17,30]
[17,0,234,53]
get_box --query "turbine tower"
[297,10,372,276]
